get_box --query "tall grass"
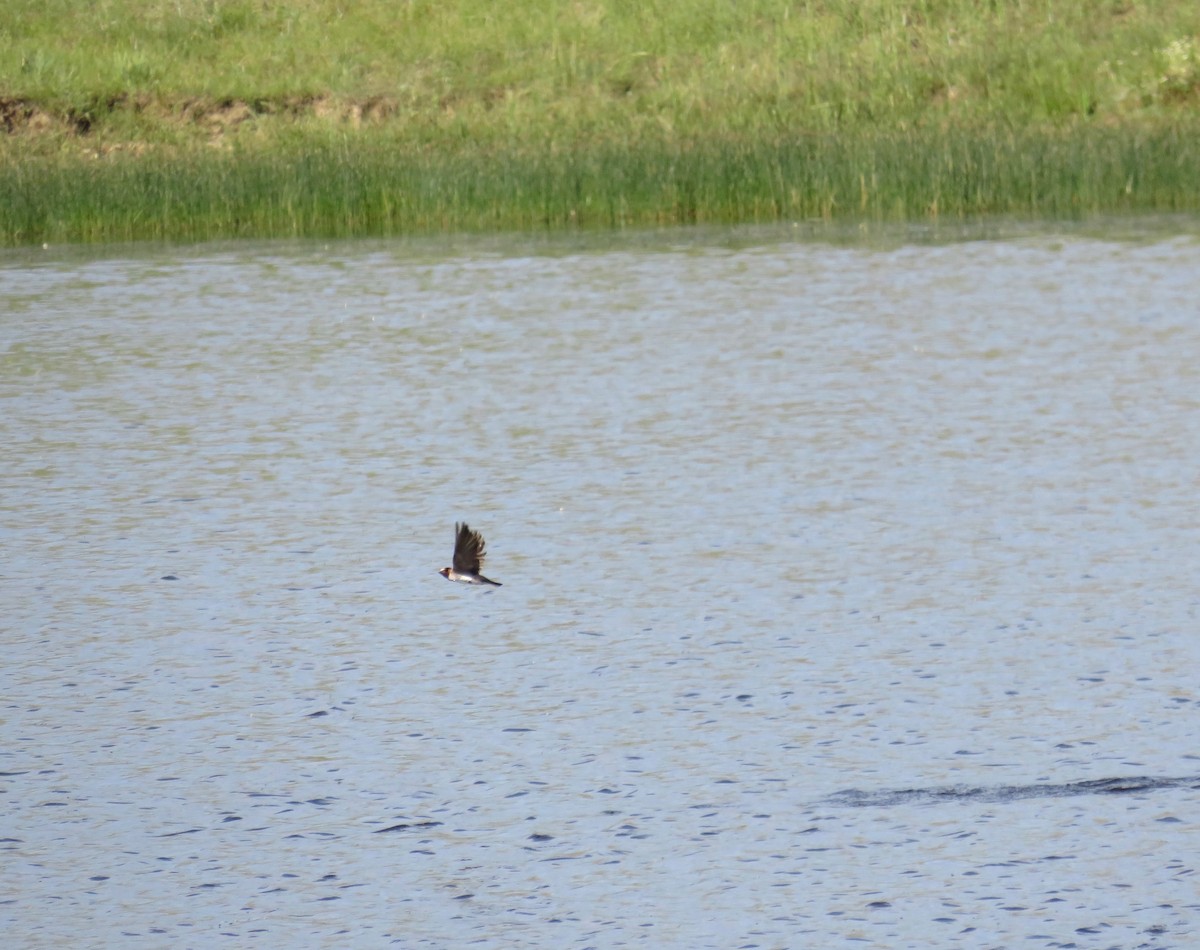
[5,123,1197,245]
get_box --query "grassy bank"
[3,0,1199,244]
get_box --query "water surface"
[4,220,1200,947]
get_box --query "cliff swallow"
[439,522,502,587]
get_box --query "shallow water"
[4,220,1200,948]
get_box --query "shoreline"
[4,0,1198,246]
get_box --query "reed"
[5,123,1196,245]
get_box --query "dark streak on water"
[827,774,1200,808]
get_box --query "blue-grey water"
[4,221,1200,948]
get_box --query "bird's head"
[438,567,451,578]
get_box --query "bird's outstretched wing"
[452,522,487,573]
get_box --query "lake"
[4,219,1200,948]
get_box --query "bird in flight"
[439,522,502,586]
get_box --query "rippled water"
[4,221,1200,947]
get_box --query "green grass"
[7,124,1196,245]
[2,0,1199,244]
